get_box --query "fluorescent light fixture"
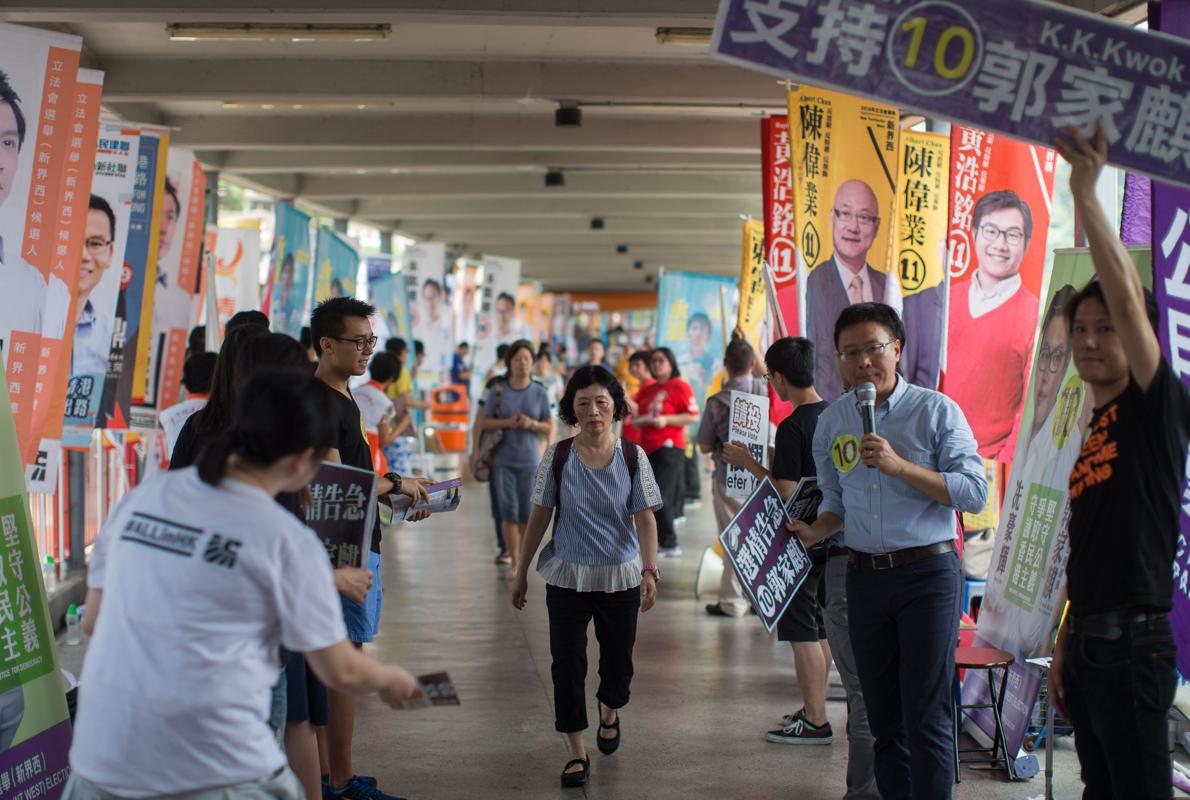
[167,23,391,42]
[655,27,713,46]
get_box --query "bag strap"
[620,436,638,486]
[552,437,575,522]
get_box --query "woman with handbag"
[472,339,555,576]
[511,366,662,788]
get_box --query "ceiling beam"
[390,216,744,235]
[355,195,760,218]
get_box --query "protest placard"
[725,390,769,499]
[719,477,813,633]
[305,461,376,569]
[784,477,823,523]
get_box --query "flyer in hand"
[785,477,822,523]
[385,478,462,522]
[305,461,376,569]
[400,672,462,710]
[718,477,814,633]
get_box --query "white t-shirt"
[159,396,207,454]
[70,469,347,797]
[353,381,394,434]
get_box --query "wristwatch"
[383,471,402,489]
[641,564,660,582]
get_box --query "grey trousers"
[711,480,749,616]
[824,555,880,800]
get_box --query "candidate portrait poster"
[368,267,413,352]
[313,226,359,304]
[402,242,452,381]
[942,129,1057,462]
[964,246,1153,755]
[473,254,521,379]
[212,225,261,334]
[63,124,140,449]
[655,268,736,411]
[790,86,901,402]
[266,202,312,340]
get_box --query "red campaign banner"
[942,129,1057,461]
[761,115,796,424]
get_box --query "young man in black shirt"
[1052,122,1190,799]
[312,298,431,800]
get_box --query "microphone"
[856,382,877,437]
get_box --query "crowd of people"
[60,125,1190,800]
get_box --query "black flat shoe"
[705,602,733,617]
[560,756,590,788]
[597,703,621,755]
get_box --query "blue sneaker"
[325,776,400,800]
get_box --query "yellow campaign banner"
[736,218,766,349]
[789,86,899,401]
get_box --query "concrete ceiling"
[1,0,1147,290]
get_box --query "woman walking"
[632,347,699,557]
[511,366,662,788]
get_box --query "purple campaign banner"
[0,719,72,800]
[718,477,813,633]
[711,0,1190,186]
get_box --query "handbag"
[472,379,506,483]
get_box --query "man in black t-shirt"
[1052,123,1190,800]
[312,297,431,800]
[722,337,877,797]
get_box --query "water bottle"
[65,604,82,646]
[42,555,55,593]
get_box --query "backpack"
[551,436,639,522]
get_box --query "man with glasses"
[945,189,1039,459]
[789,302,986,800]
[72,195,118,377]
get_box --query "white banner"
[213,226,261,332]
[726,390,769,499]
[401,242,451,383]
[475,254,523,377]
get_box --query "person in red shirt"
[632,347,699,557]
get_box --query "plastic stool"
[953,646,1016,783]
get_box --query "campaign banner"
[711,0,1190,187]
[0,25,82,468]
[761,115,798,324]
[95,128,165,433]
[785,477,823,523]
[726,390,769,499]
[212,226,261,333]
[0,368,73,799]
[966,246,1153,754]
[790,86,901,402]
[402,242,452,380]
[305,461,377,570]
[718,476,813,633]
[266,203,312,340]
[26,68,103,492]
[893,131,950,391]
[516,284,550,346]
[63,124,140,449]
[474,254,522,378]
[313,226,359,304]
[656,268,737,411]
[368,270,414,351]
[366,253,392,282]
[942,129,1057,461]
[737,219,767,350]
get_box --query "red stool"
[953,646,1016,783]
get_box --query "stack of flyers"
[380,478,463,524]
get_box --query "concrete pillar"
[204,170,219,227]
[334,217,349,235]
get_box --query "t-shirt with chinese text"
[70,469,346,797]
[634,378,699,455]
[481,377,552,469]
[319,379,382,552]
[1067,359,1190,615]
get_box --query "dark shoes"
[560,756,590,788]
[597,703,621,755]
[705,602,734,617]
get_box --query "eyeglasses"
[833,208,879,228]
[978,223,1025,246]
[837,341,895,362]
[329,335,378,352]
[84,237,111,254]
[1037,344,1068,373]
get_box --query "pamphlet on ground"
[381,478,462,523]
[400,671,461,710]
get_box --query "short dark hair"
[650,347,681,379]
[187,325,206,356]
[629,349,650,366]
[226,310,269,333]
[1040,284,1078,335]
[0,71,26,149]
[234,332,309,385]
[299,326,313,350]
[687,311,711,332]
[1068,279,1159,334]
[385,337,407,357]
[504,339,535,367]
[181,352,217,394]
[833,302,906,350]
[723,336,754,376]
[414,339,425,357]
[369,351,402,383]
[765,337,815,389]
[496,292,515,307]
[559,366,629,426]
[310,297,375,357]
[458,341,470,351]
[90,194,116,240]
[496,343,510,359]
[423,278,442,293]
[973,189,1034,242]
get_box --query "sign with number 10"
[712,0,1190,187]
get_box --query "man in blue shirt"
[451,341,471,388]
[789,302,986,800]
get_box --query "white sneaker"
[659,545,683,558]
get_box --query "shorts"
[492,465,534,524]
[777,556,828,643]
[341,550,383,644]
[285,652,329,726]
[382,436,413,476]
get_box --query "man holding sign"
[789,304,986,800]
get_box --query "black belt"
[847,540,955,572]
[1067,609,1167,640]
[827,547,850,559]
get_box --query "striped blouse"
[531,439,664,592]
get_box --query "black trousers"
[547,583,640,733]
[648,447,686,549]
[1063,615,1176,800]
[848,551,962,800]
[683,450,701,501]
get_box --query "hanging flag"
[213,226,262,334]
[656,269,737,411]
[402,242,452,381]
[266,202,313,340]
[313,226,360,304]
[474,255,523,379]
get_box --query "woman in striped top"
[511,366,663,789]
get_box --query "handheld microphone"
[856,382,877,438]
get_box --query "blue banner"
[368,271,414,352]
[313,227,360,304]
[656,268,737,410]
[711,0,1190,186]
[267,204,312,339]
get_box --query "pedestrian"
[159,351,216,454]
[789,303,987,800]
[472,339,555,576]
[632,347,699,557]
[1049,122,1190,800]
[622,350,653,447]
[511,365,662,788]
[354,352,408,474]
[65,368,423,800]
